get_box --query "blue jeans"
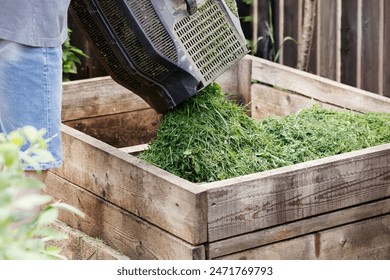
[0,39,62,170]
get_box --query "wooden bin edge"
[52,124,209,245]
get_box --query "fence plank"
[341,0,358,87]
[282,0,300,68]
[317,0,338,81]
[361,0,381,93]
[306,0,318,75]
[384,1,390,97]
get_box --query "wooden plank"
[251,56,390,113]
[45,172,205,260]
[356,0,362,88]
[50,221,131,260]
[317,0,338,80]
[307,0,318,75]
[62,76,152,121]
[383,0,390,97]
[119,144,149,154]
[250,83,341,119]
[52,124,208,245]
[341,0,358,87]
[317,215,390,259]
[217,234,316,260]
[63,109,160,148]
[215,57,252,106]
[378,0,384,95]
[282,0,300,68]
[255,0,271,58]
[216,214,390,260]
[276,0,284,64]
[237,57,253,107]
[204,143,390,241]
[360,0,381,93]
[209,198,390,258]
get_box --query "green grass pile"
[139,83,390,183]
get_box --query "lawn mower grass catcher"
[69,0,248,113]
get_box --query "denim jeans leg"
[0,39,63,170]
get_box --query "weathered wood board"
[208,198,390,259]
[50,221,131,260]
[46,172,205,260]
[216,214,390,260]
[204,143,390,241]
[51,55,390,259]
[51,125,208,246]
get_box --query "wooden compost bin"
[46,56,390,260]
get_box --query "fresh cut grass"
[139,83,390,183]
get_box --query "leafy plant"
[62,28,88,82]
[139,83,390,183]
[0,126,84,260]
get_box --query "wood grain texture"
[217,214,390,260]
[119,144,149,155]
[361,0,381,93]
[50,221,131,260]
[317,0,338,80]
[204,143,390,241]
[215,57,252,106]
[307,0,318,75]
[384,0,390,97]
[62,76,151,121]
[208,198,390,258]
[251,56,390,113]
[64,109,160,148]
[250,83,341,120]
[341,0,358,87]
[282,0,300,68]
[45,173,205,260]
[52,125,208,245]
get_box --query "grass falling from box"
[139,83,390,183]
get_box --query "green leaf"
[8,131,25,147]
[14,194,52,210]
[38,227,68,242]
[32,149,55,163]
[35,207,58,226]
[22,126,39,143]
[0,143,19,167]
[51,202,85,218]
[43,246,67,260]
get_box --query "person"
[0,0,71,173]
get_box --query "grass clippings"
[139,83,390,183]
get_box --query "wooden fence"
[67,0,389,97]
[241,0,390,97]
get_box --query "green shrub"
[62,29,88,82]
[0,126,84,260]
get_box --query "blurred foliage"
[62,29,88,82]
[0,126,84,260]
